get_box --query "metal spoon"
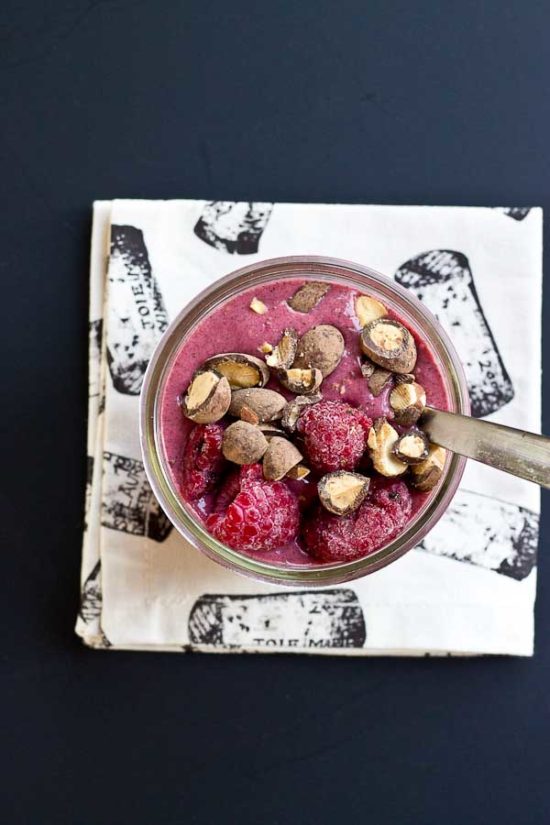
[421,407,550,489]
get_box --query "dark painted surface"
[2,2,549,823]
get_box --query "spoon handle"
[421,407,550,489]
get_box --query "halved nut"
[229,388,287,422]
[394,373,416,385]
[288,282,330,313]
[262,437,303,481]
[286,464,311,480]
[265,328,298,370]
[367,367,393,397]
[318,471,370,516]
[389,381,426,425]
[203,353,270,389]
[181,370,231,424]
[292,324,345,377]
[392,428,430,465]
[355,295,388,328]
[281,393,322,432]
[410,445,447,491]
[360,318,417,374]
[367,418,408,477]
[277,367,323,395]
[222,421,268,465]
[249,297,267,314]
[239,404,260,425]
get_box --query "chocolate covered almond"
[265,328,298,370]
[263,437,303,481]
[203,352,270,389]
[318,471,370,516]
[222,421,268,464]
[389,381,426,425]
[367,418,408,477]
[229,388,287,422]
[281,393,322,432]
[355,295,388,328]
[410,445,447,491]
[392,428,430,465]
[288,281,330,313]
[293,325,345,377]
[360,318,417,374]
[277,367,323,395]
[181,371,231,423]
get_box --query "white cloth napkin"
[76,200,542,656]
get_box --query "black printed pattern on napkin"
[194,201,273,254]
[84,455,94,529]
[418,490,538,580]
[79,560,102,623]
[188,589,366,650]
[107,225,169,395]
[395,250,514,418]
[496,207,532,221]
[101,451,173,541]
[88,319,103,399]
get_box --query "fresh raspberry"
[206,464,300,553]
[181,423,225,500]
[296,400,372,473]
[302,479,412,562]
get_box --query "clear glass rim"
[140,255,470,586]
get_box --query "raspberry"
[296,400,372,473]
[302,480,412,562]
[181,423,225,500]
[206,464,300,552]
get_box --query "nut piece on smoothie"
[229,387,287,422]
[355,295,388,328]
[263,437,303,481]
[266,328,298,370]
[410,445,447,491]
[367,366,393,397]
[393,428,430,465]
[203,352,270,389]
[288,282,330,313]
[181,370,231,424]
[318,471,370,516]
[360,318,417,374]
[277,367,323,395]
[222,421,268,465]
[281,393,322,432]
[367,418,408,477]
[394,372,416,385]
[249,297,267,314]
[293,325,345,377]
[389,381,426,425]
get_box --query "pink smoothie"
[160,278,450,566]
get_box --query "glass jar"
[140,255,469,586]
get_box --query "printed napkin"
[76,200,542,656]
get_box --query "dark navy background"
[3,2,549,823]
